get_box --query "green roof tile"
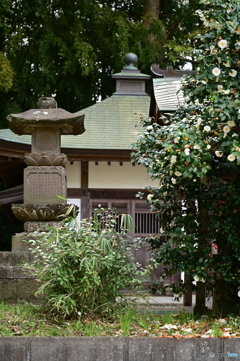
[0,95,150,150]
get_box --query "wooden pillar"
[194,281,207,315]
[81,161,89,219]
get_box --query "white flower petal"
[212,67,221,76]
[218,39,228,49]
[227,120,236,127]
[204,125,211,132]
[147,194,153,201]
[228,154,235,162]
[223,125,230,133]
[229,69,237,77]
[215,151,223,157]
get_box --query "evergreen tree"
[0,0,202,126]
[132,0,240,315]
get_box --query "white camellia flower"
[212,67,221,76]
[229,69,237,77]
[218,39,228,49]
[228,154,235,162]
[223,125,230,133]
[227,120,236,127]
[215,151,223,157]
[238,290,240,298]
[184,148,190,156]
[217,85,230,94]
[223,61,230,67]
[235,41,240,49]
[147,194,153,201]
[171,178,176,184]
[204,125,211,132]
[193,144,201,150]
[174,171,182,177]
[207,144,211,149]
[193,275,205,283]
[210,46,217,54]
[146,125,153,131]
[170,155,177,164]
[173,137,180,143]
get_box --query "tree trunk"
[144,0,160,17]
[183,273,192,306]
[143,0,161,47]
[194,281,208,315]
[193,201,208,315]
[212,276,240,316]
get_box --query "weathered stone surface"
[223,339,240,359]
[32,127,61,153]
[0,337,233,361]
[0,266,14,278]
[7,108,85,135]
[0,338,30,361]
[37,97,57,109]
[129,338,174,361]
[175,338,223,361]
[30,337,125,361]
[24,153,68,166]
[0,266,34,279]
[0,251,33,265]
[12,232,33,251]
[23,166,67,204]
[17,279,38,299]
[24,220,62,232]
[13,266,35,279]
[128,338,223,361]
[12,203,78,222]
[0,279,17,299]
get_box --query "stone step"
[0,251,34,265]
[0,265,35,279]
[0,252,39,300]
[0,278,39,300]
[12,232,39,251]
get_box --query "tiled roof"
[0,95,150,150]
[153,77,185,112]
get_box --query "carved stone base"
[12,203,79,222]
[24,153,68,166]
[24,221,62,232]
[24,166,67,204]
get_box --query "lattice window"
[135,212,161,235]
[90,199,160,236]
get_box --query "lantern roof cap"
[7,97,85,135]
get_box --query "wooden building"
[0,56,193,288]
[0,54,163,274]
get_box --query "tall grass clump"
[24,207,149,319]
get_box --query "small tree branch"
[166,20,180,40]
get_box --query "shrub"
[25,207,149,319]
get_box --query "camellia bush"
[131,0,240,315]
[24,208,149,319]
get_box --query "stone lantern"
[8,97,85,232]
